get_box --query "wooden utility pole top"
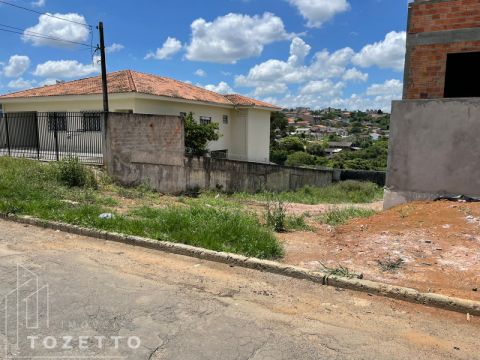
[98,21,109,113]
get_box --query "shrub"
[270,149,289,165]
[265,200,287,232]
[58,156,97,188]
[184,112,220,155]
[306,141,326,156]
[285,151,316,167]
[279,136,305,152]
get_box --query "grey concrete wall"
[105,113,381,195]
[185,156,333,193]
[385,99,480,208]
[105,113,186,193]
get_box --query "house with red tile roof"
[0,70,280,163]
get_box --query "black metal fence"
[0,112,104,164]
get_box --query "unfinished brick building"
[404,0,480,99]
[385,0,480,209]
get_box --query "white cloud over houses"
[2,55,31,77]
[33,56,100,79]
[352,31,406,71]
[342,67,368,82]
[23,13,90,47]
[203,81,233,94]
[185,13,292,63]
[145,37,183,60]
[287,0,350,28]
[106,43,125,54]
[7,78,36,90]
[194,69,207,77]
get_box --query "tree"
[270,111,288,142]
[184,112,220,155]
[270,149,289,165]
[306,141,326,156]
[285,151,316,167]
[279,136,305,152]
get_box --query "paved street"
[0,219,478,360]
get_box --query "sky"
[0,0,411,112]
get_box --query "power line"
[0,0,92,28]
[0,24,92,47]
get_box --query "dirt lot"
[280,201,480,301]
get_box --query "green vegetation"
[184,112,220,155]
[269,111,390,171]
[319,207,376,226]
[216,181,383,205]
[0,157,282,259]
[58,156,97,188]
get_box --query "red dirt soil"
[281,201,480,301]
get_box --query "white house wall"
[246,109,270,163]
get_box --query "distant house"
[0,70,279,163]
[328,141,354,150]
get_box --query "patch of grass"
[0,157,282,259]
[319,207,376,226]
[319,263,361,279]
[203,180,383,205]
[285,215,311,231]
[378,257,405,272]
[57,156,97,188]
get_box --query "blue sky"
[0,0,410,111]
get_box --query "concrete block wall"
[104,113,186,193]
[385,98,480,208]
[404,0,480,99]
[185,156,333,193]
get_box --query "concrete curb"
[2,213,479,316]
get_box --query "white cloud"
[342,68,368,82]
[254,83,288,97]
[23,13,90,47]
[287,37,311,67]
[8,78,36,90]
[195,69,207,77]
[33,56,100,79]
[39,78,58,86]
[186,13,292,64]
[235,38,354,89]
[204,81,233,94]
[366,79,403,99]
[31,0,46,7]
[2,55,30,77]
[145,37,182,60]
[352,31,406,71]
[300,80,345,97]
[288,0,350,28]
[106,43,125,54]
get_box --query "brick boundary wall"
[403,0,480,99]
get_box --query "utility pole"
[98,21,109,113]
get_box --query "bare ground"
[280,201,480,301]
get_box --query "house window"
[82,112,102,132]
[223,115,229,124]
[200,116,212,125]
[48,112,67,131]
[444,52,480,98]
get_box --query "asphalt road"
[0,219,478,360]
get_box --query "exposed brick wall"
[405,0,480,99]
[409,0,480,34]
[405,41,480,99]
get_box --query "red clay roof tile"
[0,70,280,110]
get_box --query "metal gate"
[0,112,104,164]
